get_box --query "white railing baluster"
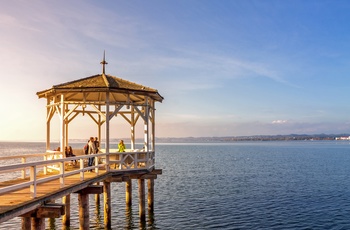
[80,158,84,181]
[21,157,26,179]
[59,162,64,187]
[30,165,36,198]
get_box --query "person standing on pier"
[118,140,126,152]
[87,137,96,170]
[94,137,100,153]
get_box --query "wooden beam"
[129,173,157,179]
[21,203,65,218]
[151,169,162,175]
[36,204,65,218]
[105,175,123,182]
[76,185,103,195]
[140,174,157,179]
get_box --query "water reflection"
[125,205,135,229]
[94,195,103,229]
[147,212,156,230]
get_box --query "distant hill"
[155,134,350,143]
[67,134,350,143]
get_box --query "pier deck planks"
[0,166,107,220]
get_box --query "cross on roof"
[100,50,108,74]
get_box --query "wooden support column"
[131,105,135,149]
[48,216,56,230]
[95,182,100,206]
[148,178,154,214]
[21,203,65,230]
[126,179,132,207]
[151,101,156,151]
[60,94,65,152]
[78,192,89,230]
[77,185,103,230]
[31,217,45,230]
[138,179,146,222]
[103,181,111,229]
[21,217,31,230]
[48,199,56,230]
[46,97,51,152]
[62,194,71,229]
[105,93,110,172]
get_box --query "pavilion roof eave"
[36,87,164,102]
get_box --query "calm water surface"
[1,141,350,229]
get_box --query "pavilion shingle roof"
[37,74,163,102]
[54,74,156,91]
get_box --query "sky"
[1,0,350,141]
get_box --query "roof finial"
[100,50,108,74]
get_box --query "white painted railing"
[0,150,155,198]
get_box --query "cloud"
[272,120,288,124]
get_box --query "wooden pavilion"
[36,54,164,164]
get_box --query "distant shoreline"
[2,134,350,143]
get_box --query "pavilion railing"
[0,150,155,198]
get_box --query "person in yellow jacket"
[118,140,126,152]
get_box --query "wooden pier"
[0,153,162,229]
[0,55,164,229]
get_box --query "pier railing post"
[21,157,26,179]
[59,162,65,187]
[79,158,84,180]
[94,155,99,174]
[43,155,47,175]
[30,165,36,198]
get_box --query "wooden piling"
[138,179,146,222]
[95,182,100,206]
[48,217,56,230]
[62,194,70,229]
[76,185,103,229]
[31,217,45,230]
[148,178,154,214]
[78,192,89,230]
[126,179,132,206]
[21,217,31,230]
[48,199,56,229]
[103,180,111,229]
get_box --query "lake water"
[1,141,350,229]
